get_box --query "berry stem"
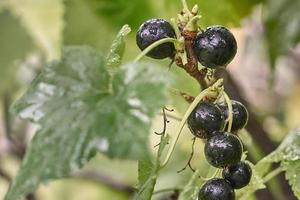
[185,15,201,32]
[200,167,219,181]
[153,188,181,195]
[161,79,224,167]
[223,91,233,132]
[262,167,284,183]
[239,167,284,200]
[134,38,178,62]
[177,137,196,173]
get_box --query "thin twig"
[168,59,175,71]
[154,107,173,147]
[179,91,195,103]
[177,137,196,173]
[160,112,182,122]
[155,107,170,135]
[169,88,195,103]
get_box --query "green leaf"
[264,0,300,68]
[136,160,156,200]
[106,24,131,72]
[236,161,266,200]
[135,135,169,200]
[262,129,300,198]
[264,129,300,163]
[6,46,170,200]
[6,0,64,60]
[284,160,300,198]
[178,170,201,200]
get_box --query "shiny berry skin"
[136,18,176,59]
[193,25,237,68]
[218,100,248,132]
[198,178,235,200]
[205,131,243,168]
[223,161,252,189]
[187,102,225,139]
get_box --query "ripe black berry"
[223,161,252,189]
[218,100,248,132]
[205,131,243,168]
[136,18,176,59]
[187,102,225,139]
[193,25,237,68]
[198,178,235,200]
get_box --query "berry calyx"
[218,100,248,132]
[136,18,176,59]
[198,178,235,200]
[187,102,225,139]
[205,131,243,168]
[193,25,237,68]
[223,161,252,189]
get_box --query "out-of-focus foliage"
[264,0,300,68]
[38,179,130,200]
[165,0,264,27]
[3,0,64,60]
[85,0,265,30]
[0,10,33,94]
[63,0,115,50]
[88,0,155,30]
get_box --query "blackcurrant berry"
[187,102,225,139]
[205,131,243,168]
[198,178,235,200]
[193,25,237,68]
[136,18,176,59]
[218,100,248,132]
[222,161,252,189]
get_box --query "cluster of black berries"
[188,101,252,200]
[136,18,251,200]
[136,18,237,69]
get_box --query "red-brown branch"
[175,30,208,89]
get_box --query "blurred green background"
[0,0,300,199]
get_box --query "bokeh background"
[0,0,300,199]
